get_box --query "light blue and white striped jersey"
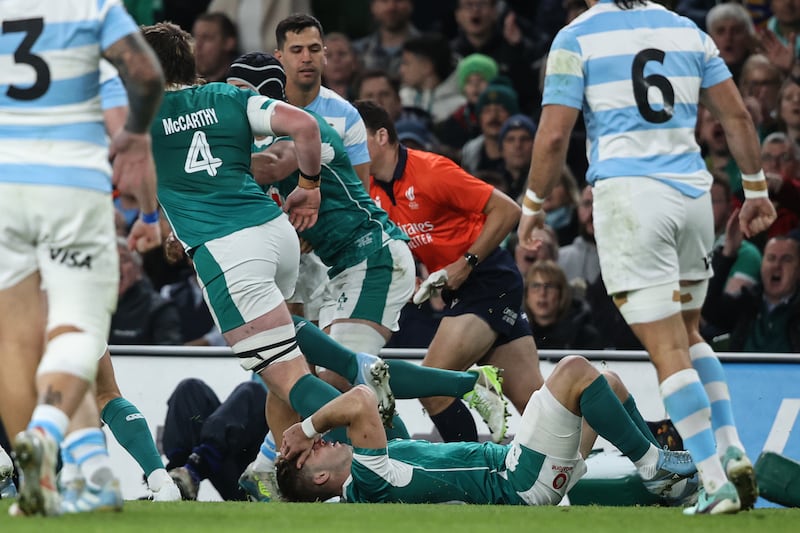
[99,59,127,111]
[543,0,730,197]
[306,85,370,167]
[0,0,138,192]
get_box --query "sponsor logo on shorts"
[49,248,92,269]
[502,307,518,325]
[355,233,374,248]
[336,292,348,310]
[551,464,574,490]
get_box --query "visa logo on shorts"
[49,248,92,269]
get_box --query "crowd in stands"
[119,0,799,354]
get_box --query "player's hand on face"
[283,186,321,232]
[281,423,318,468]
[516,211,546,252]
[127,218,162,253]
[738,197,777,238]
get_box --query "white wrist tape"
[526,189,546,204]
[301,417,320,439]
[522,188,544,216]
[741,170,769,199]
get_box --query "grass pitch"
[0,500,798,533]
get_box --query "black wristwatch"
[464,252,479,268]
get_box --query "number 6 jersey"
[542,0,730,198]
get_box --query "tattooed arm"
[104,33,165,252]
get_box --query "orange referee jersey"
[370,146,493,273]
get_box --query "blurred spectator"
[506,225,558,279]
[778,75,800,146]
[395,118,438,151]
[355,69,404,119]
[109,238,182,346]
[698,105,742,194]
[461,81,518,174]
[524,260,600,350]
[706,2,756,82]
[354,0,419,73]
[192,12,240,83]
[399,33,465,123]
[207,0,311,53]
[766,0,800,58]
[710,177,763,296]
[739,54,785,139]
[498,113,535,199]
[450,0,540,115]
[704,233,800,353]
[542,165,580,247]
[436,53,499,156]
[760,132,800,238]
[323,32,360,100]
[558,184,600,288]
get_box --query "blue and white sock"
[689,342,744,454]
[660,368,728,494]
[253,431,278,470]
[62,428,112,490]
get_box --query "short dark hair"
[275,457,330,503]
[402,33,455,81]
[354,99,398,143]
[142,22,197,86]
[354,69,400,98]
[276,13,325,50]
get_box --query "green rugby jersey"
[261,111,407,277]
[344,439,533,505]
[151,83,283,248]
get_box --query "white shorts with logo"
[192,214,300,333]
[0,184,118,334]
[507,386,587,505]
[592,177,714,295]
[318,239,415,331]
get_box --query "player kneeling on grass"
[276,355,697,505]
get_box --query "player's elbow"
[350,385,377,409]
[292,113,321,146]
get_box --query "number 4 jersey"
[151,83,284,249]
[543,0,730,198]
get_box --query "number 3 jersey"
[0,0,138,193]
[543,0,730,197]
[151,83,284,249]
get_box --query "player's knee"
[555,355,594,381]
[613,282,680,324]
[37,330,105,381]
[232,324,302,372]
